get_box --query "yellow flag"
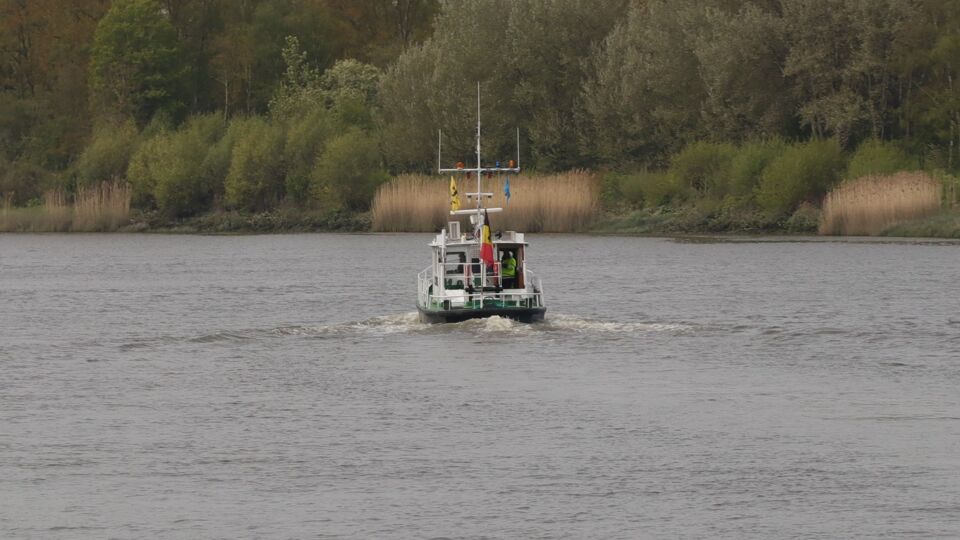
[449,176,461,212]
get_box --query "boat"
[416,84,546,324]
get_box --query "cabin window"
[444,252,467,290]
[445,252,465,275]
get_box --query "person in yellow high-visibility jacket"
[501,251,517,289]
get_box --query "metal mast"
[438,82,521,220]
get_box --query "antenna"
[476,81,481,211]
[517,128,520,170]
[437,81,521,217]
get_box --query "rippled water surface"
[2,233,959,538]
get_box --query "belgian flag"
[480,210,494,268]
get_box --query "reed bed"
[0,182,131,232]
[73,181,132,231]
[819,172,942,235]
[372,170,599,232]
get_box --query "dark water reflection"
[2,233,959,538]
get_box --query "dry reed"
[372,170,599,232]
[73,181,132,232]
[0,181,131,232]
[819,172,942,235]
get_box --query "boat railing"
[417,266,434,307]
[417,264,544,310]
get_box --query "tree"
[324,0,439,66]
[580,1,707,167]
[692,4,795,141]
[380,0,623,171]
[89,0,189,124]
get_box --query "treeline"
[599,137,943,232]
[1,0,436,214]
[2,0,960,221]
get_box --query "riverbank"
[5,201,960,238]
[592,206,960,239]
[0,207,370,234]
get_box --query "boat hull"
[417,305,546,324]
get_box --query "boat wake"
[116,313,696,351]
[268,312,695,339]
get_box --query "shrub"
[847,139,914,179]
[76,120,140,186]
[284,107,333,205]
[128,114,227,216]
[756,139,845,218]
[618,170,685,207]
[669,141,736,197]
[312,128,387,211]
[127,132,165,208]
[784,202,822,233]
[155,114,226,216]
[728,139,785,197]
[225,117,286,211]
[598,172,626,211]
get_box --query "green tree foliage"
[312,127,388,211]
[380,0,625,171]
[224,116,286,210]
[284,107,334,205]
[620,171,685,208]
[669,142,737,197]
[692,4,794,141]
[8,0,960,220]
[727,140,786,197]
[127,114,227,216]
[580,1,708,167]
[76,121,141,186]
[894,0,960,169]
[757,139,846,218]
[270,36,381,122]
[0,157,55,205]
[325,0,440,65]
[90,0,189,125]
[847,139,914,179]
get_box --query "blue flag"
[504,175,511,203]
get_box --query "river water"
[2,233,959,538]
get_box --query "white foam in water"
[546,314,691,334]
[269,312,690,339]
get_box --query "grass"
[819,172,942,236]
[0,181,132,232]
[371,171,599,232]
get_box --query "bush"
[225,117,286,211]
[618,170,685,207]
[127,134,163,208]
[669,141,736,197]
[128,114,227,216]
[598,172,626,211]
[784,202,822,233]
[847,139,914,179]
[756,139,845,218]
[312,128,387,211]
[728,139,785,197]
[284,107,333,205]
[76,120,140,186]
